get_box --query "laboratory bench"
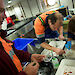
[6,17,36,40]
[22,39,75,75]
[37,40,75,75]
[13,38,75,75]
[6,33,75,75]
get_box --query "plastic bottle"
[52,57,59,69]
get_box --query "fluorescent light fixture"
[47,0,56,6]
[8,1,12,3]
[7,5,11,8]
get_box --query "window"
[47,0,56,6]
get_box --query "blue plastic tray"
[13,38,34,51]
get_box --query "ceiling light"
[47,0,56,6]
[8,1,12,3]
[7,5,11,8]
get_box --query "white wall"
[21,0,32,18]
[6,7,15,16]
[2,19,7,30]
[37,0,60,13]
[5,0,74,19]
[5,10,10,17]
[14,4,24,20]
[3,0,74,30]
[73,0,75,8]
[28,0,40,16]
[37,0,74,13]
[37,0,44,12]
[5,4,24,21]
[20,0,40,18]
[60,0,73,9]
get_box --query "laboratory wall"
[5,0,74,20]
[21,0,32,18]
[20,0,40,18]
[60,0,73,9]
[5,4,24,21]
[73,0,75,8]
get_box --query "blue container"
[13,38,34,51]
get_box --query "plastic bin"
[13,38,34,51]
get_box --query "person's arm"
[24,62,39,75]
[65,32,72,50]
[40,42,52,50]
[37,35,65,55]
[37,37,53,51]
[40,42,65,55]
[65,40,72,50]
[67,38,72,41]
[58,26,63,35]
[58,26,64,40]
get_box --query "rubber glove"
[65,41,71,50]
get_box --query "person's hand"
[31,54,45,62]
[52,47,65,55]
[58,34,65,40]
[24,62,39,75]
[65,41,71,50]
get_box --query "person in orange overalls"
[34,10,65,55]
[6,16,15,28]
[0,0,45,75]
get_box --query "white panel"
[37,0,44,12]
[5,4,23,21]
[2,19,7,30]
[7,7,15,16]
[14,4,23,20]
[73,0,75,8]
[21,0,32,18]
[68,0,73,9]
[4,0,22,7]
[28,0,40,16]
[5,10,10,17]
[60,0,73,9]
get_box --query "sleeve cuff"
[37,37,45,44]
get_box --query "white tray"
[41,41,66,57]
[56,59,75,75]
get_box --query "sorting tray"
[56,59,75,75]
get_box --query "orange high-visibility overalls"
[0,37,22,72]
[34,10,58,38]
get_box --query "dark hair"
[68,16,75,33]
[46,13,58,24]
